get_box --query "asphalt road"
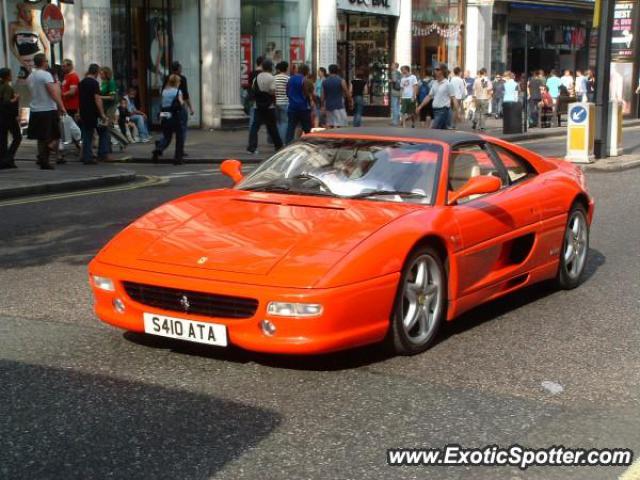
[1,137,639,480]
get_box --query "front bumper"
[88,260,398,354]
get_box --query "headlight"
[266,302,323,317]
[92,275,115,292]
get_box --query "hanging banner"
[40,4,64,44]
[289,37,305,66]
[240,34,252,88]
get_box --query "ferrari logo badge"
[197,256,208,265]
[179,295,190,312]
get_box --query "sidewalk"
[0,162,136,201]
[15,116,640,164]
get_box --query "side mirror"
[448,175,502,205]
[220,159,244,185]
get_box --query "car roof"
[306,127,483,145]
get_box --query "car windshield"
[237,138,443,204]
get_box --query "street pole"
[594,0,615,159]
[523,24,529,133]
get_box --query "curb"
[107,156,267,165]
[0,171,137,200]
[583,157,640,172]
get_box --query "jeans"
[276,105,288,143]
[130,114,149,139]
[0,116,22,164]
[493,97,504,117]
[155,116,184,160]
[285,110,312,144]
[81,124,110,163]
[248,108,282,152]
[180,107,188,143]
[390,95,400,126]
[431,107,450,129]
[528,98,540,126]
[353,95,364,127]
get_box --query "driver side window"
[448,144,504,202]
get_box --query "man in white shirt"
[560,70,575,96]
[575,71,588,102]
[399,65,418,128]
[472,68,492,130]
[27,53,66,169]
[449,67,466,128]
[416,64,456,130]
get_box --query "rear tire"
[555,203,589,290]
[387,245,447,355]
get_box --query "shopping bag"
[61,114,81,143]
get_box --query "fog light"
[113,298,126,313]
[260,320,277,336]
[93,275,115,292]
[266,302,323,317]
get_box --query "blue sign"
[570,105,588,124]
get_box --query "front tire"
[555,203,589,290]
[388,246,447,355]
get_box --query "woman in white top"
[152,74,184,165]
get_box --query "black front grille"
[123,281,259,319]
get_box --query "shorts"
[401,98,416,115]
[419,102,433,121]
[326,108,347,127]
[27,110,60,141]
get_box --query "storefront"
[492,1,593,77]
[411,0,464,77]
[335,0,401,116]
[111,0,201,127]
[240,0,313,76]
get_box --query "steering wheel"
[290,173,332,193]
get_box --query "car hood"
[97,190,420,287]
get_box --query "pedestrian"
[350,67,367,127]
[472,68,492,130]
[117,97,137,143]
[27,53,66,169]
[546,70,561,105]
[274,61,290,143]
[164,61,194,154]
[61,59,80,118]
[389,62,401,126]
[417,68,433,128]
[464,70,475,98]
[314,67,326,128]
[502,71,519,104]
[79,63,109,164]
[0,68,21,169]
[99,66,118,120]
[492,73,505,119]
[538,85,554,128]
[285,64,314,144]
[246,56,264,127]
[123,87,151,142]
[247,59,282,153]
[560,69,574,96]
[416,64,456,130]
[575,70,588,102]
[528,70,543,127]
[399,65,418,128]
[586,69,596,103]
[152,74,185,164]
[322,64,351,129]
[449,67,466,128]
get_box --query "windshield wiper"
[241,182,338,197]
[350,190,427,199]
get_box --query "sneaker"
[246,148,259,155]
[140,137,151,143]
[39,162,54,170]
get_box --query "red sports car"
[89,129,594,355]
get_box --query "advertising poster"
[610,62,634,114]
[240,34,252,88]
[289,37,305,66]
[611,2,634,59]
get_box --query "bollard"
[608,100,624,157]
[565,102,595,164]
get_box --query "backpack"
[418,80,431,103]
[253,77,274,109]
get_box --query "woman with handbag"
[152,74,184,164]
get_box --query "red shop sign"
[241,34,252,88]
[289,37,305,65]
[41,4,65,44]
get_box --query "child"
[117,97,138,143]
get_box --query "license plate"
[143,313,228,347]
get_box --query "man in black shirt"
[527,70,543,128]
[79,63,108,164]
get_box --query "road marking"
[620,458,640,480]
[0,175,168,208]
